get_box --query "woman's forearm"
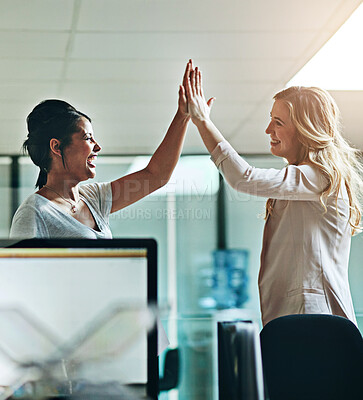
[194,118,225,154]
[146,110,190,184]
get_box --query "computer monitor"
[0,238,158,399]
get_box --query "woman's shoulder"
[15,193,49,212]
[10,194,50,238]
[283,162,329,195]
[11,193,51,226]
[79,182,112,217]
[79,182,111,198]
[294,162,328,181]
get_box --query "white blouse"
[211,140,357,327]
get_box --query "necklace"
[43,185,81,214]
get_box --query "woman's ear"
[49,138,62,157]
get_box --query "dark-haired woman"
[10,67,190,239]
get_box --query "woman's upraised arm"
[184,60,225,153]
[110,64,190,213]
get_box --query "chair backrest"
[159,348,180,392]
[218,320,265,400]
[260,314,363,400]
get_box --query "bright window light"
[287,4,363,90]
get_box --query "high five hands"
[180,59,224,153]
[182,59,216,125]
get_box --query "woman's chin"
[88,170,96,179]
[86,164,96,177]
[270,147,280,158]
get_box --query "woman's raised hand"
[184,60,215,125]
[177,61,192,119]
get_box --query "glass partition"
[0,158,11,237]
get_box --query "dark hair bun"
[27,99,78,135]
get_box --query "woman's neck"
[40,174,80,202]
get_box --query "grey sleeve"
[9,206,49,239]
[79,182,113,220]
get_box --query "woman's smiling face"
[265,100,302,164]
[62,117,102,181]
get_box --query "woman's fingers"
[179,84,188,106]
[183,59,192,89]
[195,67,201,96]
[179,85,185,100]
[199,69,205,98]
[195,67,199,93]
[183,59,206,103]
[178,85,189,116]
[190,68,196,96]
[184,67,193,100]
[207,97,216,110]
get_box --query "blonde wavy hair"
[265,86,363,235]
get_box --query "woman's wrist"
[193,116,213,128]
[175,109,191,123]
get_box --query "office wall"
[1,154,362,399]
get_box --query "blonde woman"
[184,60,362,326]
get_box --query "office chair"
[260,314,363,400]
[218,320,265,400]
[159,348,180,392]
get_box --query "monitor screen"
[0,238,158,399]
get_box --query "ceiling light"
[287,4,363,90]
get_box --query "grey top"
[10,182,113,239]
[9,181,170,353]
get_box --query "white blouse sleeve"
[211,140,328,201]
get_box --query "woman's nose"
[265,121,273,135]
[94,141,102,152]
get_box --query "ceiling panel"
[85,103,179,124]
[0,0,74,31]
[0,82,59,102]
[0,101,34,120]
[0,0,361,155]
[65,60,188,82]
[87,103,258,139]
[193,60,297,83]
[65,58,295,87]
[0,32,69,59]
[70,32,317,60]
[60,81,177,104]
[77,0,342,32]
[206,82,277,103]
[0,60,63,80]
[60,81,275,118]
